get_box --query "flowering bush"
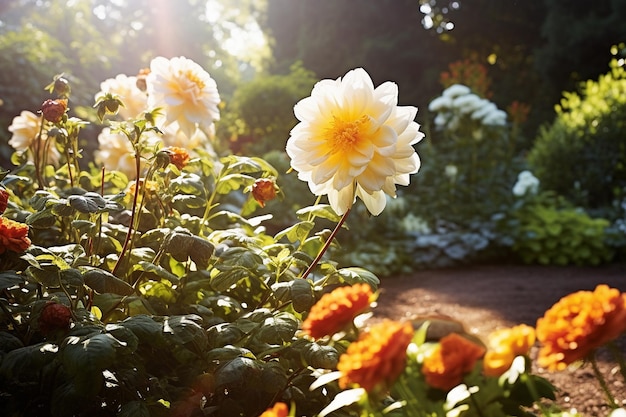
[0,57,624,417]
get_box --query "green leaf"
[328,267,380,290]
[163,315,207,349]
[275,221,314,243]
[25,207,57,228]
[83,268,134,295]
[0,331,24,353]
[68,192,107,213]
[296,204,342,222]
[304,342,339,369]
[0,342,59,380]
[256,312,299,344]
[211,266,251,291]
[214,357,262,390]
[61,333,121,375]
[215,173,256,194]
[271,279,314,313]
[121,315,165,345]
[133,261,180,283]
[0,271,24,290]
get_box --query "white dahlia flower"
[286,68,424,216]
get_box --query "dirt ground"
[373,263,626,417]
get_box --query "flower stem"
[590,353,618,408]
[112,151,143,277]
[300,208,351,280]
[607,341,626,383]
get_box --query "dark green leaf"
[25,207,56,228]
[256,312,298,344]
[68,192,107,213]
[118,401,151,417]
[214,357,262,390]
[0,271,24,290]
[133,261,180,283]
[61,333,121,375]
[83,268,134,295]
[304,343,339,369]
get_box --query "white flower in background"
[8,110,60,165]
[96,74,148,120]
[94,128,159,178]
[442,84,471,99]
[147,56,221,139]
[452,93,483,115]
[512,170,540,197]
[160,121,217,158]
[287,68,424,216]
[428,84,507,131]
[444,164,458,180]
[609,408,626,417]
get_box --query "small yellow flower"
[483,324,535,377]
[337,319,413,393]
[303,283,374,339]
[286,68,424,216]
[536,285,626,370]
[259,402,288,417]
[147,56,220,139]
[422,333,485,391]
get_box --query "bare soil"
[374,263,626,417]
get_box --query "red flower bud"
[38,301,72,334]
[252,178,278,207]
[41,98,68,123]
[0,188,8,214]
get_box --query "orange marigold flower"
[337,319,413,393]
[303,283,374,339]
[259,402,288,417]
[0,217,31,254]
[483,324,535,377]
[0,188,9,214]
[251,178,278,208]
[422,332,486,391]
[536,285,626,371]
[41,98,68,123]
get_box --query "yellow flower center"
[326,115,370,153]
[179,70,206,91]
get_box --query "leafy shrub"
[504,192,613,265]
[219,62,317,156]
[528,58,626,210]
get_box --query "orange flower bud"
[251,178,278,207]
[422,333,486,391]
[337,320,413,393]
[303,283,374,339]
[0,217,31,254]
[163,146,190,170]
[536,285,626,371]
[41,98,68,123]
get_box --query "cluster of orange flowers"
[337,319,413,393]
[302,283,374,339]
[536,284,626,370]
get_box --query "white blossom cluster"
[512,170,540,197]
[428,84,507,131]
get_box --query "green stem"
[590,353,618,409]
[520,369,551,417]
[607,341,626,383]
[33,117,46,189]
[300,208,351,280]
